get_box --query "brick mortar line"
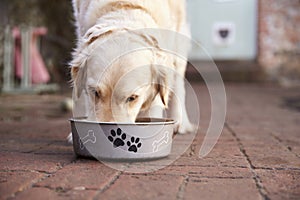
[32,184,99,192]
[176,175,189,200]
[7,172,51,199]
[271,133,300,159]
[225,123,270,200]
[158,164,249,168]
[0,169,53,174]
[92,170,122,199]
[9,157,77,199]
[0,150,73,157]
[250,166,300,171]
[188,175,250,179]
[23,142,54,154]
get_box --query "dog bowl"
[70,118,175,160]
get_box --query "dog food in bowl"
[70,118,175,160]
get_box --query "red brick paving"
[0,84,300,200]
[185,178,261,200]
[35,160,119,190]
[99,174,184,200]
[0,171,44,200]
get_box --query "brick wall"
[258,0,300,84]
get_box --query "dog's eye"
[90,88,100,99]
[126,95,138,103]
[94,90,100,98]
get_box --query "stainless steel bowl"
[70,118,175,160]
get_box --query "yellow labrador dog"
[68,0,194,142]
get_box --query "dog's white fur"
[68,0,194,142]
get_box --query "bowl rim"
[69,117,176,125]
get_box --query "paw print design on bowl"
[127,136,142,153]
[70,118,175,159]
[107,128,126,147]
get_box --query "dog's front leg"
[170,68,195,134]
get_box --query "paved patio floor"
[0,83,299,200]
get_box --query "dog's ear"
[153,53,174,108]
[70,24,114,99]
[70,47,88,99]
[71,65,87,99]
[157,67,170,108]
[83,24,115,45]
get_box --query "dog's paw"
[67,132,73,144]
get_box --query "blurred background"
[0,0,299,94]
[1,2,299,198]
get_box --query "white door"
[187,0,257,60]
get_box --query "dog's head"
[71,26,172,122]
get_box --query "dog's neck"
[79,2,158,38]
[95,1,157,25]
